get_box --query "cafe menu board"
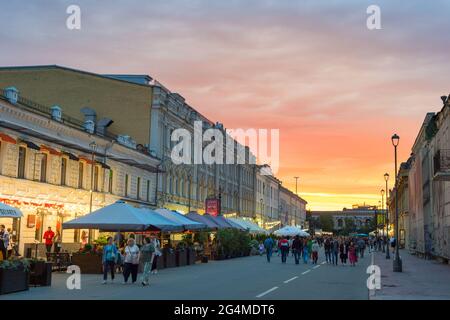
[205,198,220,216]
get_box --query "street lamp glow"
[381,189,385,196]
[391,134,400,147]
[384,173,389,182]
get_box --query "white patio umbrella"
[63,201,183,232]
[274,226,309,237]
[0,202,23,218]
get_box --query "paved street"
[372,249,450,300]
[1,249,371,300]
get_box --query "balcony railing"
[433,149,450,180]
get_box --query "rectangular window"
[108,170,113,193]
[78,162,84,189]
[17,146,26,179]
[125,174,129,197]
[93,165,99,192]
[137,177,141,199]
[61,158,67,185]
[146,180,150,202]
[40,154,47,182]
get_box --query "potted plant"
[163,247,176,268]
[29,258,52,286]
[71,244,103,274]
[0,258,30,295]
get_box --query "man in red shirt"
[43,227,55,253]
[279,237,290,263]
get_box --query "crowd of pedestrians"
[262,234,386,266]
[102,233,162,286]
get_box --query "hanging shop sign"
[27,215,36,228]
[205,198,220,217]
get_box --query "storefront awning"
[0,202,23,218]
[0,132,16,144]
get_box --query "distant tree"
[342,218,356,235]
[319,215,334,232]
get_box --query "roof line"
[0,65,152,88]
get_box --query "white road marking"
[302,270,311,275]
[321,261,326,265]
[313,265,321,269]
[283,276,298,284]
[256,286,279,298]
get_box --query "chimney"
[80,107,97,122]
[50,105,62,122]
[97,118,113,136]
[84,120,95,134]
[80,107,97,134]
[4,87,19,104]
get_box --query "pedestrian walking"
[331,238,339,266]
[280,237,289,263]
[311,240,319,264]
[123,238,140,284]
[263,236,275,263]
[307,238,313,259]
[339,240,348,265]
[357,238,365,258]
[390,236,396,254]
[258,242,264,256]
[324,237,332,264]
[53,230,62,253]
[43,226,55,254]
[302,239,309,264]
[150,234,161,274]
[348,242,357,266]
[0,225,8,260]
[102,236,118,284]
[140,237,155,286]
[292,235,302,265]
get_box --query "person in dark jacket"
[292,235,303,265]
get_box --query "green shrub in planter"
[0,258,31,294]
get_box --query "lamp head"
[381,189,385,196]
[384,173,389,181]
[89,141,97,150]
[391,134,400,147]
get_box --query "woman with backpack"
[102,236,118,284]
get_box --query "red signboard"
[205,198,220,216]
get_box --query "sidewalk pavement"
[371,249,450,300]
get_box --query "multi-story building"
[148,82,257,216]
[255,165,281,230]
[311,205,380,233]
[279,185,307,228]
[388,160,410,249]
[0,87,159,255]
[407,97,450,261]
[0,65,258,222]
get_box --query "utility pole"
[294,176,299,194]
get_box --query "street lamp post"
[88,141,97,244]
[188,174,192,213]
[294,176,299,194]
[381,189,385,253]
[384,173,390,258]
[391,134,402,272]
[260,198,264,229]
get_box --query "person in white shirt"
[150,234,162,274]
[122,238,140,284]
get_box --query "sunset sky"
[2,0,450,210]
